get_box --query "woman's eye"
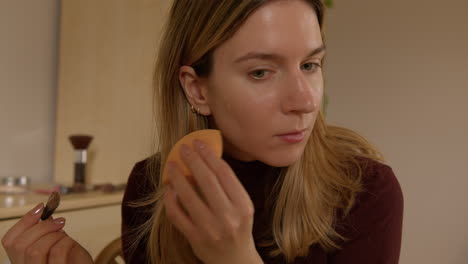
[301,62,320,71]
[249,70,268,80]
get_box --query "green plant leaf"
[324,0,334,8]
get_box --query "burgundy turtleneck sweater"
[121,154,403,263]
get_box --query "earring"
[190,104,200,114]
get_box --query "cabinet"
[53,0,171,185]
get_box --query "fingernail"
[193,139,206,151]
[180,144,191,157]
[54,217,66,225]
[30,203,44,216]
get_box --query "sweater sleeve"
[328,162,404,264]
[121,157,159,264]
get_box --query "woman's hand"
[1,203,94,264]
[164,139,263,264]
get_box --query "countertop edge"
[0,191,124,220]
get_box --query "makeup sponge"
[162,129,223,184]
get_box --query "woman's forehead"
[214,0,323,63]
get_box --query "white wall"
[0,0,59,183]
[324,0,468,263]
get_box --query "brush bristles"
[41,192,61,220]
[69,135,93,150]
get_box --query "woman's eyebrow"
[306,44,326,57]
[233,44,326,64]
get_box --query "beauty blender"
[162,129,223,184]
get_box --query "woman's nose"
[281,71,319,114]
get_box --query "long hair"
[131,1,384,263]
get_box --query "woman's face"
[206,0,325,167]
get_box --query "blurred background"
[1,0,467,263]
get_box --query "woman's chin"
[261,148,304,168]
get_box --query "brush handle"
[74,163,86,184]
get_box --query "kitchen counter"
[0,188,124,220]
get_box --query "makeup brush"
[40,191,61,220]
[69,134,93,185]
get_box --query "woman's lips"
[278,130,306,143]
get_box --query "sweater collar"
[222,153,283,190]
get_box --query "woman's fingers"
[179,142,232,214]
[1,204,93,264]
[167,160,213,227]
[13,217,66,256]
[24,230,67,264]
[195,140,252,209]
[48,232,76,263]
[163,186,196,242]
[68,238,94,264]
[2,203,66,264]
[49,231,94,264]
[2,203,44,249]
[2,203,45,263]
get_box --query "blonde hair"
[130,1,384,263]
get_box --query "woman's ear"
[178,66,211,116]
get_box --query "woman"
[123,0,403,263]
[2,0,403,263]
